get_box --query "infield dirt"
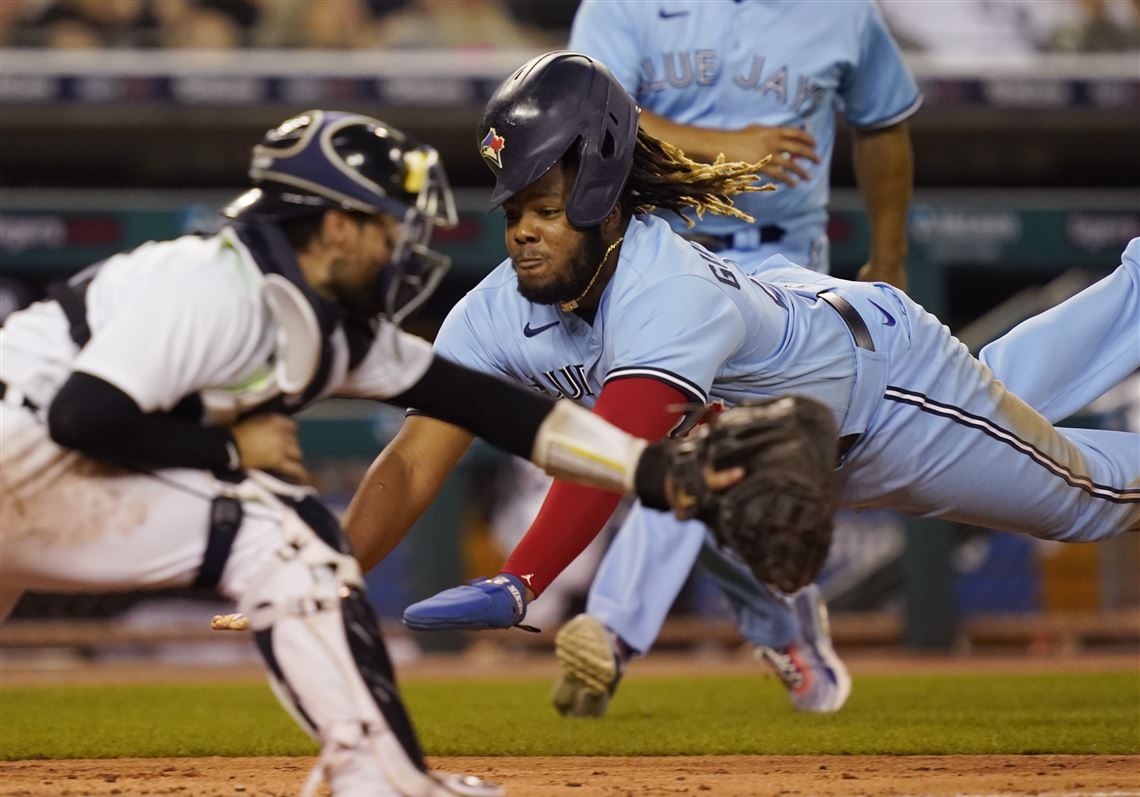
[2,754,1139,796]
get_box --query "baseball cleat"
[756,585,851,713]
[551,613,623,717]
[305,741,505,797]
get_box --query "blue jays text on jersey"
[638,50,828,118]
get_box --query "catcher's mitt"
[667,396,838,594]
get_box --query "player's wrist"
[498,572,536,603]
[633,441,671,511]
[531,400,648,493]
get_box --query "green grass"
[2,673,1137,760]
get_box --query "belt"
[0,380,38,411]
[684,224,785,252]
[816,291,875,461]
[817,291,875,352]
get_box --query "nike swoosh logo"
[868,300,897,327]
[523,320,559,337]
[659,9,690,18]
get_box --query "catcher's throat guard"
[263,274,322,396]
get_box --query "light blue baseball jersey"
[569,0,921,239]
[434,215,864,434]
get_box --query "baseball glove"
[667,396,839,594]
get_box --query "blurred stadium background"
[1,0,1138,665]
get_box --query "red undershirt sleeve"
[501,376,690,596]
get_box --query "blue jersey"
[569,0,921,238]
[434,215,863,433]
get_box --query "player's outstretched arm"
[346,356,705,572]
[345,414,474,573]
[402,395,841,633]
[402,377,689,633]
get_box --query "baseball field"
[1,651,1137,797]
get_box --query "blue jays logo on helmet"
[480,127,506,169]
[478,51,640,228]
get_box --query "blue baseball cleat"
[403,574,528,631]
[756,584,852,713]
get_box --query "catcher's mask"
[223,110,457,326]
[479,51,640,228]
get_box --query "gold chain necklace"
[560,235,624,313]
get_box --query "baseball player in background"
[571,0,917,286]
[351,53,1139,719]
[552,0,920,715]
[0,109,765,797]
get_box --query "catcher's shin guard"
[240,501,501,797]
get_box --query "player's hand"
[701,463,747,492]
[403,574,532,631]
[857,261,907,291]
[229,413,310,484]
[665,463,746,514]
[715,125,820,186]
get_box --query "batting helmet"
[478,51,639,227]
[224,110,457,325]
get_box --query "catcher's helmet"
[479,51,639,227]
[224,110,457,325]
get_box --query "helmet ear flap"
[565,87,639,228]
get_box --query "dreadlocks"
[622,128,774,227]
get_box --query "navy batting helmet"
[224,110,457,325]
[478,51,639,227]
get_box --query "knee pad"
[239,507,444,796]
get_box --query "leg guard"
[238,494,501,797]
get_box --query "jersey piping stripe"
[854,93,924,131]
[604,367,706,405]
[884,386,1140,503]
